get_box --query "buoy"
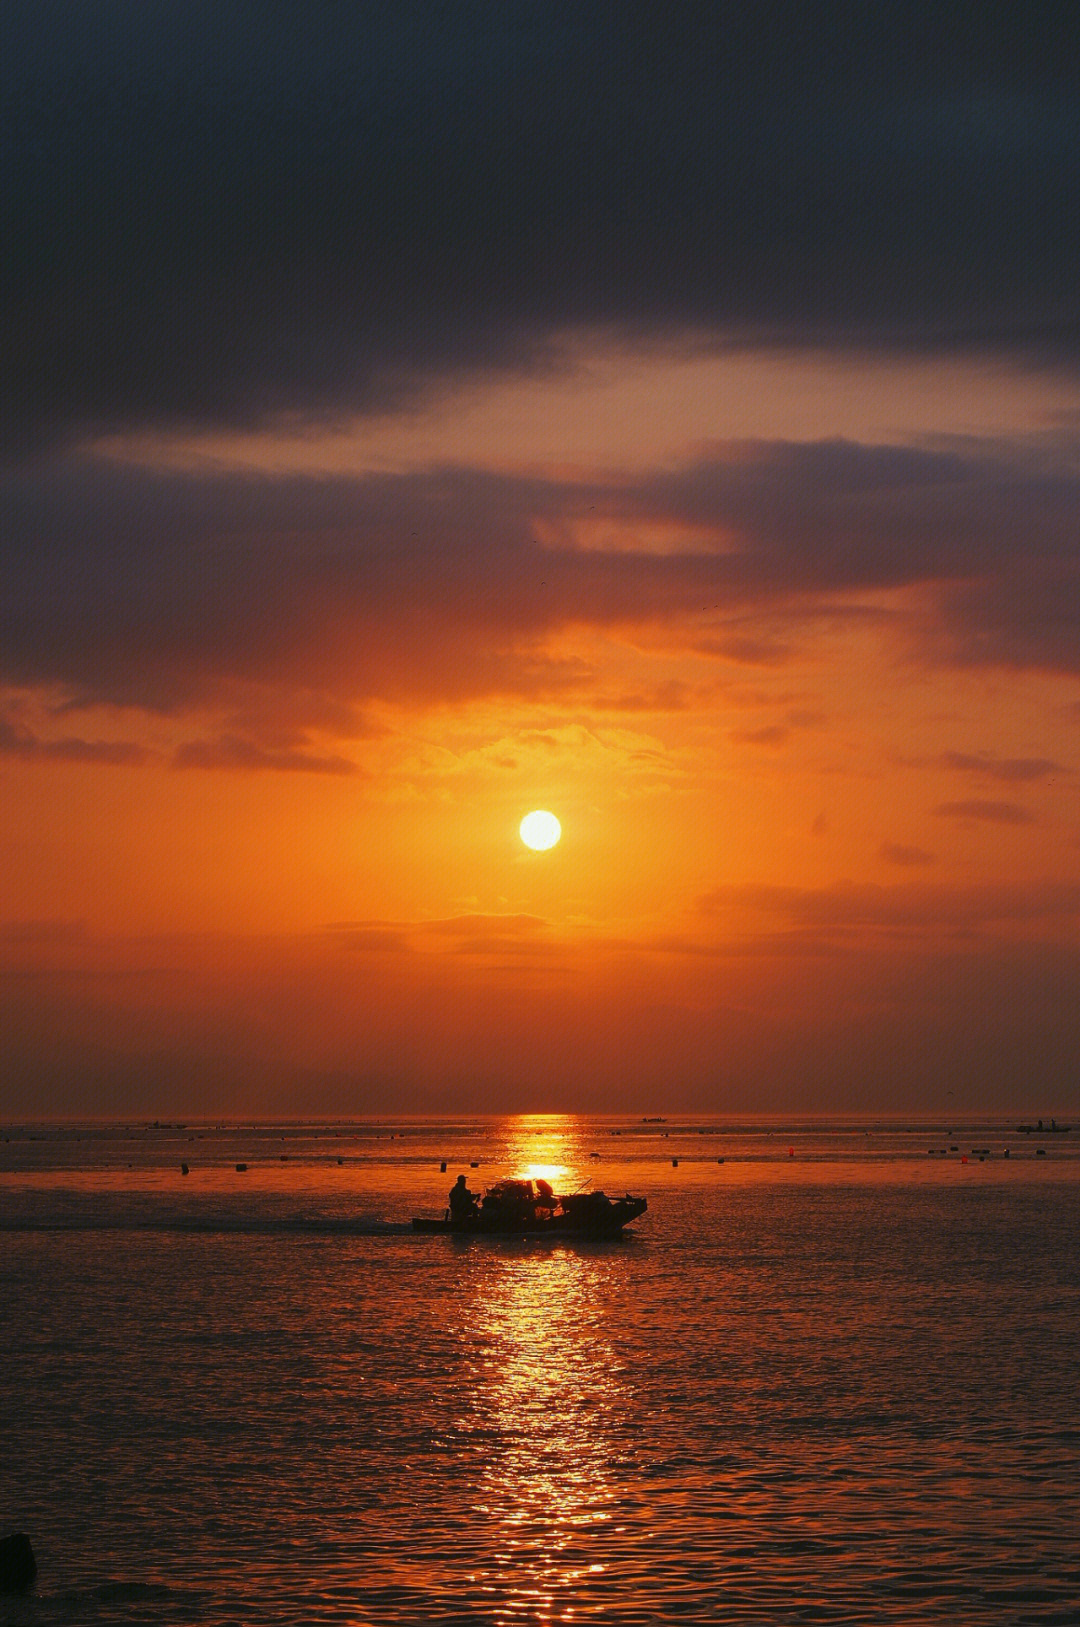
[180,1163,189,1175]
[961,1156,968,1164]
[717,1157,724,1164]
[337,1157,343,1165]
[672,1158,678,1166]
[440,1160,447,1172]
[236,1163,247,1172]
[470,1160,479,1168]
[788,1147,795,1158]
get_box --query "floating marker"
[470,1160,479,1168]
[236,1163,247,1172]
[440,1160,447,1172]
[717,1157,724,1164]
[672,1158,678,1166]
[180,1163,189,1176]
[961,1156,968,1164]
[788,1147,795,1158]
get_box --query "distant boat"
[1016,1122,1070,1133]
[412,1177,647,1239]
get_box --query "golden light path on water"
[455,1117,631,1623]
[516,1163,571,1184]
[509,1113,575,1187]
[463,1254,627,1623]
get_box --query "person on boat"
[448,1174,478,1221]
[535,1178,556,1209]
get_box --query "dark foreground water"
[2,1116,1078,1625]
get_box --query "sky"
[2,2,1078,1117]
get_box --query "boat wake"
[0,1208,418,1238]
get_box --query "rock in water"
[0,1532,36,1593]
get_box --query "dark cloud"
[4,2,1078,457]
[730,725,789,747]
[0,715,148,764]
[607,681,700,713]
[940,752,1062,782]
[173,734,358,774]
[3,433,1079,720]
[699,635,793,666]
[701,878,1079,931]
[933,800,1035,825]
[880,843,936,867]
[940,560,1080,673]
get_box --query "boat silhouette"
[412,1177,647,1238]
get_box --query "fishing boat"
[412,1177,647,1238]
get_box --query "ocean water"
[1,1115,1077,1626]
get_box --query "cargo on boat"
[412,1177,647,1238]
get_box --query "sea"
[1,1115,1077,1626]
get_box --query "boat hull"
[412,1195,646,1239]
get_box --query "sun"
[519,809,562,851]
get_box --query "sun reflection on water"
[465,1249,631,1623]
[441,1117,639,1622]
[516,1162,571,1185]
[502,1113,579,1190]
